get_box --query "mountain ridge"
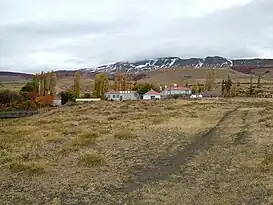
[81,56,273,74]
[1,56,273,79]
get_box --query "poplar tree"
[74,71,81,98]
[40,72,45,96]
[44,72,50,95]
[204,69,216,91]
[50,71,57,98]
[94,73,108,98]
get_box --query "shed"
[143,89,161,100]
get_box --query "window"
[113,95,116,98]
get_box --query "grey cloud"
[0,0,272,72]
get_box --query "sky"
[1,0,273,73]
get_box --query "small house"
[161,85,192,97]
[143,89,161,100]
[105,91,139,101]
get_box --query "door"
[120,96,123,101]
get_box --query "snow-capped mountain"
[82,56,235,74]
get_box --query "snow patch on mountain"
[82,56,234,74]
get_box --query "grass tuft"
[78,152,105,167]
[114,130,138,140]
[8,161,46,175]
[152,116,166,124]
[71,132,99,147]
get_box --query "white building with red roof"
[143,89,161,100]
[161,85,192,97]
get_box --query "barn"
[143,89,161,100]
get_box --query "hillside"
[82,56,273,74]
[2,56,273,88]
[140,68,258,85]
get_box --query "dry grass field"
[139,68,273,86]
[1,98,273,204]
[0,81,27,91]
[138,68,253,85]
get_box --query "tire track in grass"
[96,107,241,204]
[122,107,240,192]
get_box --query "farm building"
[143,89,161,100]
[200,88,221,98]
[52,95,62,106]
[190,94,203,99]
[105,91,140,101]
[161,85,192,97]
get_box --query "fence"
[0,110,39,119]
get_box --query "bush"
[60,91,76,105]
[35,95,54,107]
[78,152,105,167]
[0,90,25,105]
[20,92,39,101]
[20,81,39,93]
[22,100,38,110]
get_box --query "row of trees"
[0,71,60,111]
[20,71,57,98]
[91,72,159,98]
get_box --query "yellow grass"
[0,98,273,204]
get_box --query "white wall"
[76,98,101,102]
[143,95,161,100]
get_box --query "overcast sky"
[1,0,273,73]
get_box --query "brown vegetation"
[1,98,273,204]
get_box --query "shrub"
[71,132,99,147]
[0,90,24,105]
[8,161,45,175]
[78,152,105,167]
[22,100,38,110]
[20,92,39,101]
[35,95,54,107]
[20,81,39,93]
[9,100,38,111]
[114,130,137,140]
[60,91,76,105]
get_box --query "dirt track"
[86,106,272,205]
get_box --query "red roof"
[105,90,120,94]
[105,90,137,94]
[167,86,191,91]
[144,89,161,95]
